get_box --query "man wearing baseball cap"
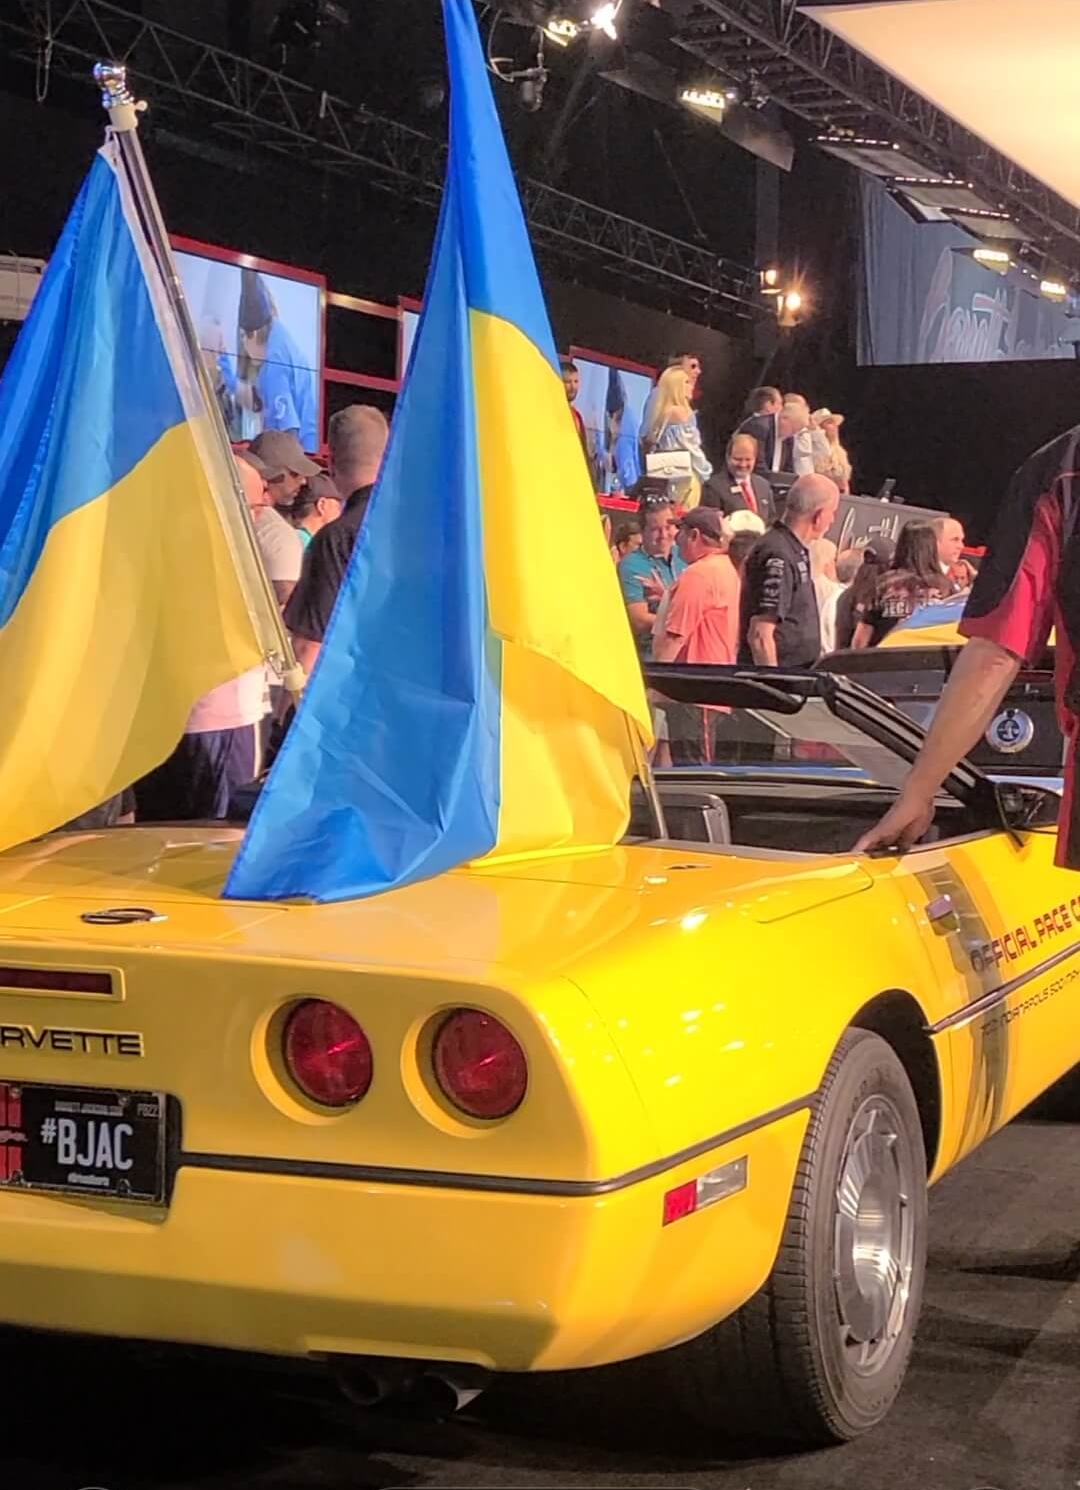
[247,429,320,510]
[654,507,740,763]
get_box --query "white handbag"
[645,449,693,480]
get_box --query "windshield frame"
[643,662,999,817]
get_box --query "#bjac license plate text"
[0,1081,166,1202]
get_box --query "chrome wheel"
[833,1093,917,1376]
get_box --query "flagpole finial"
[94,62,146,132]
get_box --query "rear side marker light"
[432,1009,528,1119]
[283,1000,373,1108]
[662,1156,748,1225]
[0,967,113,995]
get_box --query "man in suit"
[706,433,776,523]
[738,388,795,475]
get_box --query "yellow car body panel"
[0,817,1072,1370]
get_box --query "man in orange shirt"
[654,507,739,763]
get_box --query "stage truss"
[1,0,764,324]
[675,0,1080,273]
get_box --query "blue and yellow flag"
[226,0,651,903]
[878,597,967,648]
[0,137,273,847]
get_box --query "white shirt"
[815,577,846,655]
[792,427,815,477]
[252,505,303,584]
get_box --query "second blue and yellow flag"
[227,0,651,902]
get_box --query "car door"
[888,825,1073,1172]
[832,674,1077,1171]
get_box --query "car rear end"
[0,832,799,1375]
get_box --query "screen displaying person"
[237,269,319,452]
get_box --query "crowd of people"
[562,353,856,510]
[72,348,970,823]
[610,476,970,763]
[587,361,972,766]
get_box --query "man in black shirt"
[285,404,389,674]
[739,474,841,668]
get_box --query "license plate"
[0,1081,167,1203]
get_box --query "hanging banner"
[857,176,1073,366]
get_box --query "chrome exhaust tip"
[332,1357,490,1416]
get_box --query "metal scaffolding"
[1,0,764,321]
[677,0,1080,272]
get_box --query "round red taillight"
[432,1009,527,1119]
[283,1000,373,1108]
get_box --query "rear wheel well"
[850,990,941,1173]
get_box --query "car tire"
[658,1027,928,1445]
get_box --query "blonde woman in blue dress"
[642,366,712,508]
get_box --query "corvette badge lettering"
[0,1026,143,1057]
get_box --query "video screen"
[174,245,323,452]
[570,356,654,495]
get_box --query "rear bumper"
[0,1107,807,1371]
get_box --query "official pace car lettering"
[969,897,1080,973]
[0,1025,143,1056]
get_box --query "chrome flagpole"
[93,62,305,699]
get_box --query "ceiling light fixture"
[777,289,805,328]
[1040,279,1068,301]
[590,1,621,40]
[679,85,727,114]
[542,15,581,45]
[973,246,1012,271]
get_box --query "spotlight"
[1041,278,1068,301]
[760,267,780,294]
[777,289,804,328]
[590,1,620,40]
[973,246,1011,273]
[679,85,727,114]
[543,15,581,45]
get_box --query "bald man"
[739,474,841,668]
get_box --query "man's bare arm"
[855,637,1021,853]
[272,578,296,610]
[292,634,322,676]
[747,616,779,667]
[626,600,654,638]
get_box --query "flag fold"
[225,0,650,904]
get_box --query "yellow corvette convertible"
[0,664,1071,1446]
